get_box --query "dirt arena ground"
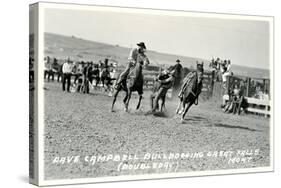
[44,82,270,180]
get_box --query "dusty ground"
[44,82,270,180]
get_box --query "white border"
[38,2,45,184]
[36,2,274,186]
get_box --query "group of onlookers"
[44,56,114,93]
[222,83,247,115]
[209,57,233,89]
[249,80,270,100]
[209,57,248,115]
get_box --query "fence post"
[246,77,250,97]
[265,105,269,118]
[263,79,266,93]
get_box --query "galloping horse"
[111,56,149,112]
[176,62,204,122]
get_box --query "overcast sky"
[44,8,270,69]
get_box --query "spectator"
[92,64,100,87]
[72,62,78,84]
[47,58,55,82]
[226,60,232,73]
[44,56,51,80]
[221,65,228,89]
[82,62,91,94]
[88,62,93,84]
[57,63,63,82]
[171,59,183,97]
[223,84,247,115]
[104,58,109,68]
[221,60,232,90]
[223,90,234,113]
[62,59,73,92]
[262,90,269,100]
[74,61,83,84]
[100,66,111,90]
[254,84,263,99]
[236,84,248,115]
[232,84,241,114]
[76,63,85,93]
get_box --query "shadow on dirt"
[87,92,109,97]
[142,110,174,118]
[185,116,208,121]
[212,123,261,132]
[152,111,174,118]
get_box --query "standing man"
[172,59,183,97]
[104,58,109,68]
[92,64,100,87]
[62,58,73,92]
[114,42,149,90]
[82,62,89,93]
[57,63,63,82]
[47,58,55,82]
[44,56,51,80]
[88,62,94,84]
[82,62,93,94]
[73,61,83,84]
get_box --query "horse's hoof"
[124,108,128,112]
[181,117,185,124]
[151,110,157,115]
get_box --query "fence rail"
[246,97,270,117]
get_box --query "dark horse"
[111,58,149,112]
[175,62,204,123]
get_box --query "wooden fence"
[209,74,271,117]
[246,97,270,117]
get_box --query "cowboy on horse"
[114,42,149,90]
[111,42,150,112]
[176,61,204,122]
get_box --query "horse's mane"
[183,69,203,99]
[128,61,143,79]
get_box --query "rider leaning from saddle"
[114,42,149,90]
[152,69,176,112]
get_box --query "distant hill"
[44,32,269,78]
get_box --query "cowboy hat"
[176,59,181,63]
[137,42,146,49]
